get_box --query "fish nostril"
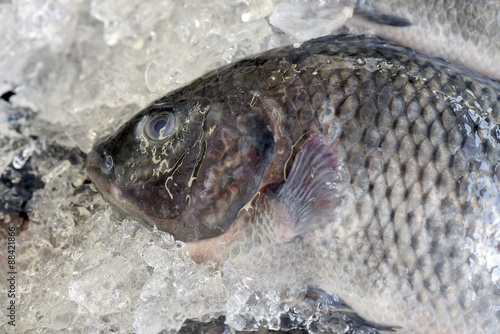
[101,151,114,175]
[86,144,114,180]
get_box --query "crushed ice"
[0,0,357,332]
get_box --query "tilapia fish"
[87,35,500,333]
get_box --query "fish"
[348,0,500,80]
[87,35,500,333]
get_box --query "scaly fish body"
[87,35,500,332]
[350,0,500,80]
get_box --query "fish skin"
[87,35,500,333]
[349,0,500,80]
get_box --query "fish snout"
[86,141,116,192]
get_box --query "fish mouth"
[86,145,162,229]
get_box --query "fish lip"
[86,149,101,175]
[87,154,160,231]
[86,146,158,228]
[87,149,133,218]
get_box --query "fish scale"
[254,36,499,332]
[88,35,500,332]
[309,42,500,328]
[352,0,500,79]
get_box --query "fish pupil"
[153,119,168,136]
[146,114,173,140]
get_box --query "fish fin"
[272,133,344,243]
[354,0,412,27]
[304,288,401,332]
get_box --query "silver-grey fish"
[87,35,500,333]
[349,0,500,80]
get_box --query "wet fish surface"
[87,35,500,333]
[349,0,500,80]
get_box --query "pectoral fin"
[188,134,345,263]
[268,133,345,242]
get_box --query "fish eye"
[145,113,174,140]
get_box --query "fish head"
[87,94,274,241]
